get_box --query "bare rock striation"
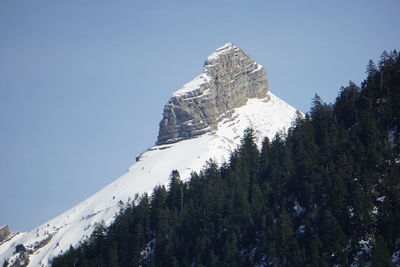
[157,43,269,145]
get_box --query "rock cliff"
[0,225,10,243]
[157,43,268,145]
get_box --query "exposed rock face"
[0,225,10,243]
[157,43,268,145]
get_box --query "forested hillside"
[49,51,400,267]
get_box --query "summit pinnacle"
[157,43,269,145]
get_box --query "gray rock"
[0,225,10,242]
[157,43,268,145]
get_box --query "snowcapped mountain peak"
[158,43,268,145]
[0,44,301,267]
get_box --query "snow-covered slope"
[0,91,299,266]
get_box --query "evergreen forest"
[51,51,400,267]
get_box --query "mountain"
[0,43,300,266]
[157,42,268,145]
[50,50,400,267]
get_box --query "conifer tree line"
[51,51,400,267]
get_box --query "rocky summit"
[157,43,268,145]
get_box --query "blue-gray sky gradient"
[1,0,399,231]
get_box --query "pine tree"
[367,59,378,76]
[166,170,184,212]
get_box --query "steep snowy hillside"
[0,43,300,266]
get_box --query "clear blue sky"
[1,0,399,231]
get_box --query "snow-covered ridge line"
[172,73,211,97]
[0,91,300,266]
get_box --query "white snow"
[297,225,306,234]
[0,91,300,266]
[377,196,386,202]
[371,206,379,216]
[348,206,355,217]
[359,239,372,254]
[206,42,238,61]
[294,201,305,215]
[172,73,211,97]
[393,250,400,264]
[250,64,263,74]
